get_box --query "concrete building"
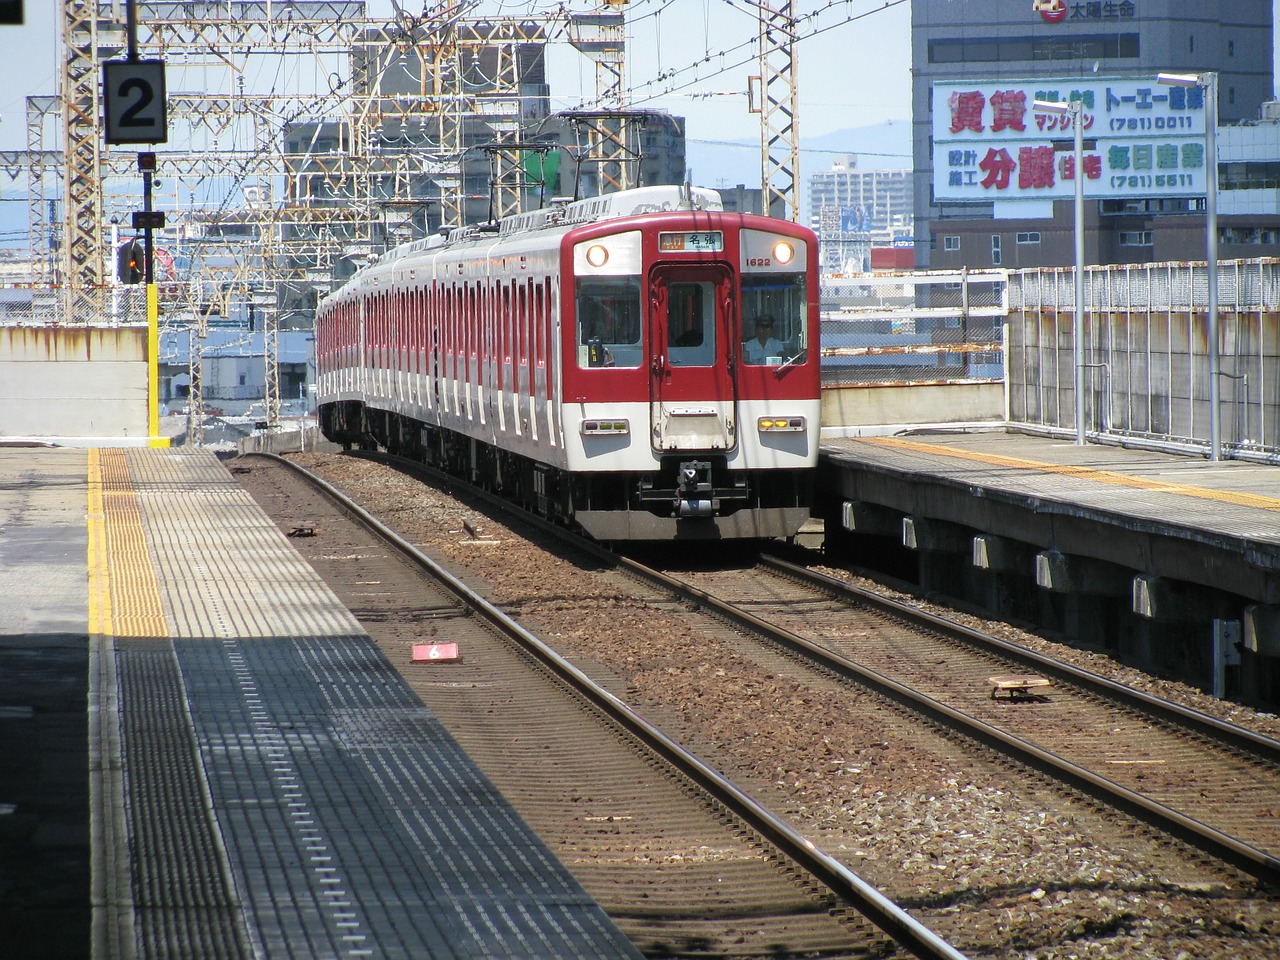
[808,157,913,272]
[912,1,1274,269]
[808,156,913,238]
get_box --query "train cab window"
[665,281,716,366]
[576,277,642,368]
[740,273,807,365]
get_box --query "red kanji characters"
[1018,146,1056,189]
[990,90,1027,134]
[1057,153,1104,182]
[978,147,1016,189]
[949,90,986,134]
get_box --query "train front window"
[665,281,716,366]
[741,274,807,365]
[577,277,642,368]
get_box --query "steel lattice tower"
[756,1,799,221]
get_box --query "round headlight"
[585,244,609,267]
[772,240,796,265]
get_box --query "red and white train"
[315,185,820,541]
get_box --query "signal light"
[117,239,145,284]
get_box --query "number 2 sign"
[103,60,167,145]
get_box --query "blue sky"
[4,0,1277,231]
[0,1,913,152]
[0,1,918,245]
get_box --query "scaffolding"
[30,1,552,330]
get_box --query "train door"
[647,264,737,452]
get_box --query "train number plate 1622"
[659,231,723,253]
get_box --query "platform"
[817,429,1280,705]
[0,446,642,959]
[820,429,1280,604]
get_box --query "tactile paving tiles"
[111,448,641,959]
[125,449,365,639]
[175,633,641,959]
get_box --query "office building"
[912,1,1274,269]
[808,157,913,270]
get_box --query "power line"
[621,0,908,109]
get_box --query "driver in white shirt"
[742,314,783,364]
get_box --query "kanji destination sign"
[932,77,1208,202]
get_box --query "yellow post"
[147,283,170,448]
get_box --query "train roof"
[373,185,725,269]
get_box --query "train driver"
[742,313,784,365]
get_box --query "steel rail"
[761,553,1280,766]
[616,552,1280,887]
[243,452,972,960]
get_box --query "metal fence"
[1009,258,1280,459]
[0,284,150,327]
[819,268,1007,388]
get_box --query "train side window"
[665,281,716,366]
[740,273,807,365]
[576,277,642,368]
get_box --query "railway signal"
[117,239,145,284]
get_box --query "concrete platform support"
[971,534,1038,621]
[1243,606,1280,705]
[902,516,971,597]
[841,500,900,537]
[1132,575,1178,621]
[1244,605,1280,657]
[1034,550,1131,654]
[1135,575,1244,698]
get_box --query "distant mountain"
[685,119,912,220]
[803,120,913,170]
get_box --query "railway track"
[238,450,1280,959]
[657,553,1280,885]
[234,452,961,960]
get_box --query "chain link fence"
[820,269,1007,388]
[0,284,150,326]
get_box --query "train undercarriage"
[318,400,813,542]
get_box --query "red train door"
[647,264,737,452]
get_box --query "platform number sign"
[103,60,167,145]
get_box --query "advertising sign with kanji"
[932,78,1207,202]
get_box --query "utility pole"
[61,0,105,322]
[566,2,644,195]
[751,1,800,221]
[102,0,169,446]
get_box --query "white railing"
[1009,258,1280,459]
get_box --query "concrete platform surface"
[0,446,642,960]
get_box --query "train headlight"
[771,240,796,265]
[757,416,805,432]
[581,418,630,436]
[585,244,610,268]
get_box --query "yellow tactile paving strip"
[87,448,169,638]
[864,436,1280,514]
[87,448,362,641]
[124,448,363,640]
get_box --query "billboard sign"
[932,77,1207,202]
